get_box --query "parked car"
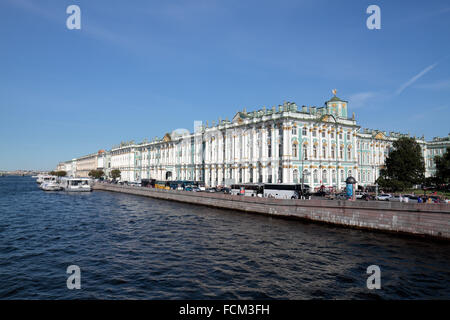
[376,194,392,201]
[335,193,348,200]
[361,193,375,201]
[355,192,365,199]
[403,195,419,203]
[206,187,217,193]
[389,195,402,202]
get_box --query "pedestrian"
[418,197,423,203]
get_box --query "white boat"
[59,178,92,192]
[36,174,56,185]
[40,181,63,191]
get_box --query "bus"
[263,183,310,199]
[230,184,264,197]
[141,179,156,188]
[155,180,171,190]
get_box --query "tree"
[434,149,450,184]
[88,169,104,179]
[376,137,425,191]
[111,169,121,181]
[51,170,67,177]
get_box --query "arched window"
[348,170,352,178]
[340,170,344,181]
[293,143,298,158]
[331,145,335,159]
[292,126,297,135]
[313,145,317,158]
[323,170,328,183]
[347,146,351,160]
[293,169,299,183]
[362,171,366,182]
[303,169,309,183]
[303,144,308,160]
[322,146,327,158]
[332,170,336,183]
[313,169,318,184]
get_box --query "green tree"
[88,169,104,179]
[376,137,425,191]
[434,149,450,184]
[111,169,121,181]
[55,171,67,177]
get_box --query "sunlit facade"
[58,92,449,189]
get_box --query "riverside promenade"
[94,183,450,240]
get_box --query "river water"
[0,176,449,299]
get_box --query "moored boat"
[59,178,93,192]
[40,182,63,191]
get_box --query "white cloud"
[348,92,377,108]
[395,63,438,95]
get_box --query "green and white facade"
[59,92,450,190]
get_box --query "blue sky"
[1,0,449,170]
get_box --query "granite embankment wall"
[94,184,450,240]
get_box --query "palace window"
[331,132,334,139]
[331,146,335,159]
[347,132,350,140]
[302,127,307,136]
[293,143,298,158]
[303,169,310,183]
[322,131,326,138]
[348,170,352,178]
[339,146,344,159]
[303,145,308,159]
[313,145,318,158]
[292,126,297,135]
[293,169,299,183]
[340,170,344,181]
[322,146,327,158]
[347,146,351,160]
[313,170,318,183]
[323,170,328,183]
[332,170,336,183]
[312,129,317,137]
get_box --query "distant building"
[57,91,450,189]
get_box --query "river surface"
[0,176,449,299]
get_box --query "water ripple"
[0,176,449,299]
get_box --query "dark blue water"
[0,176,449,299]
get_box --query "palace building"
[57,91,449,190]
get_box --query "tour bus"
[263,183,310,199]
[230,184,264,197]
[155,180,171,190]
[141,179,156,188]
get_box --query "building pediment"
[163,133,172,142]
[232,112,245,124]
[373,132,385,140]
